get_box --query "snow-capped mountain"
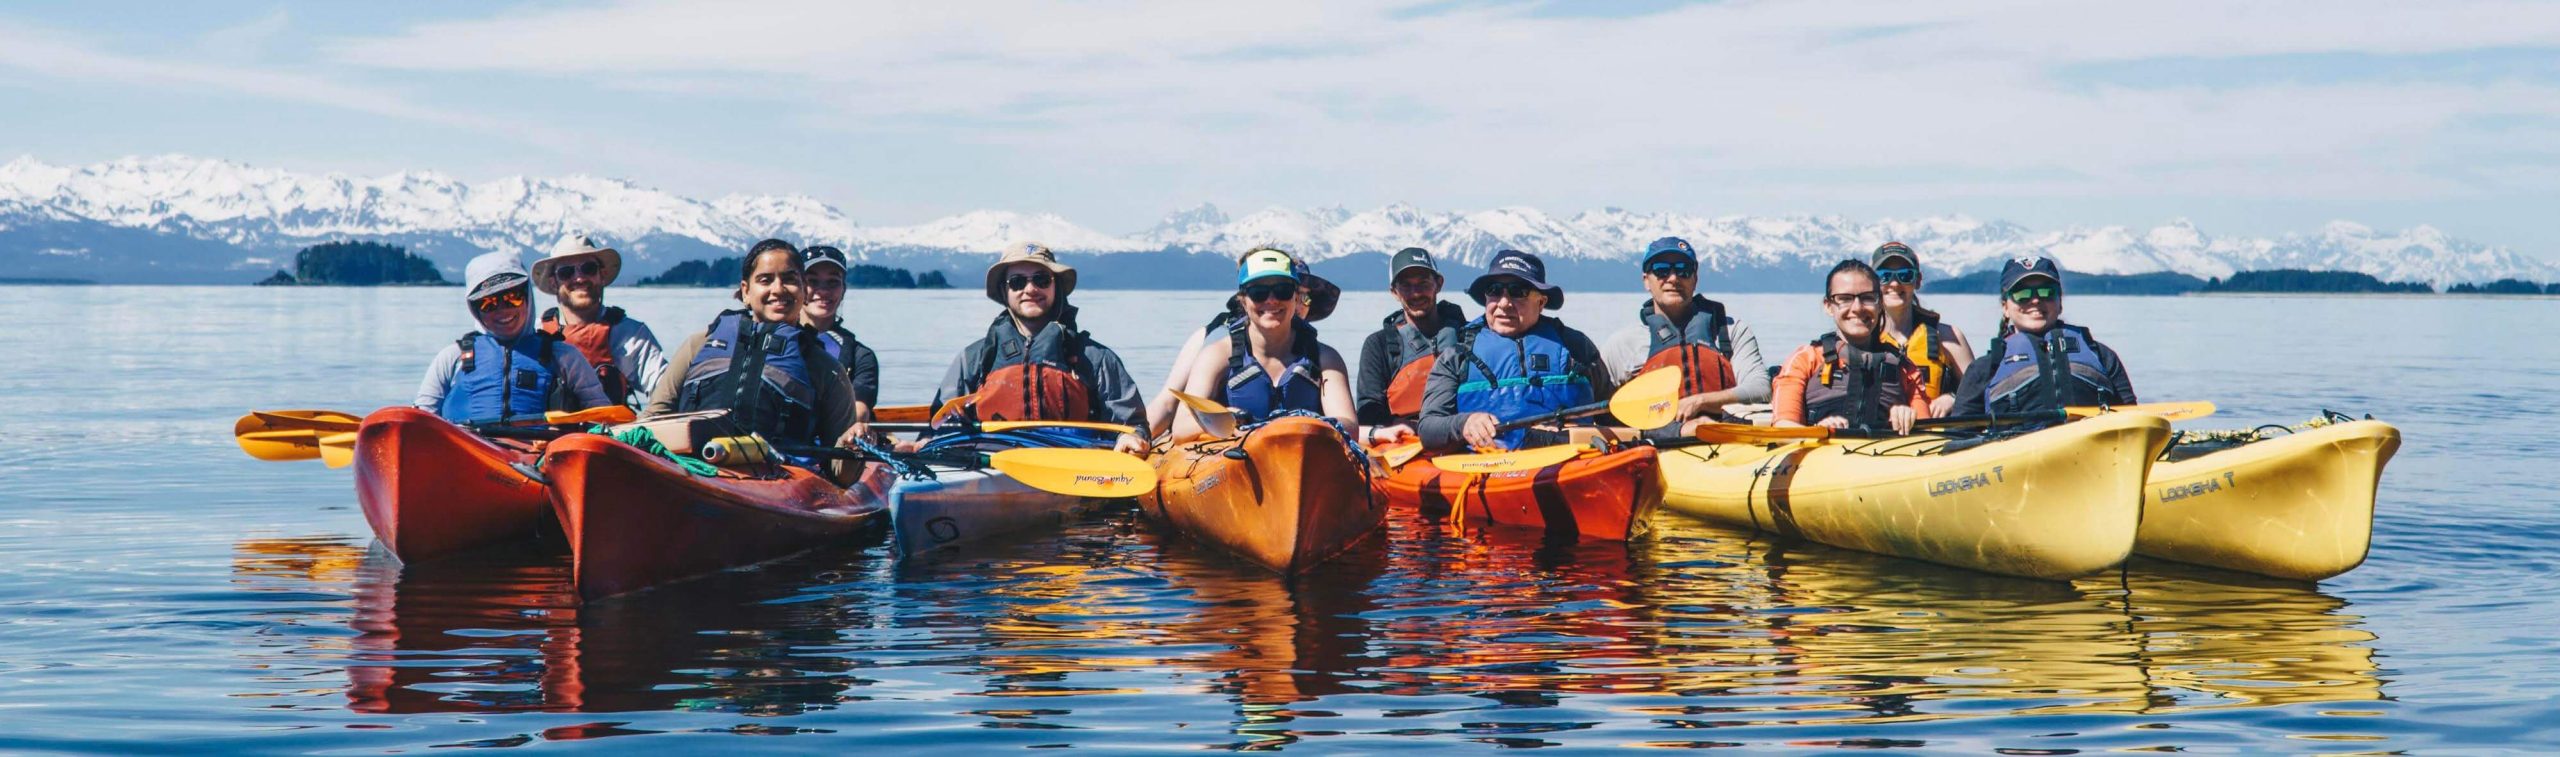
[2,154,2551,288]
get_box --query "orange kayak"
[541,433,892,601]
[352,407,552,561]
[1373,444,1663,542]
[1143,417,1385,573]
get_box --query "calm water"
[2,285,2555,752]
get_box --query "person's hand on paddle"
[836,421,876,450]
[1114,432,1149,458]
[1815,416,1850,431]
[1674,393,1721,423]
[1888,405,1917,435]
[1929,394,1956,419]
[1460,412,1503,448]
[1367,423,1415,446]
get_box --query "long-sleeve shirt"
[1599,316,1772,404]
[644,329,859,445]
[1415,319,1614,451]
[1770,342,1931,426]
[412,331,615,415]
[606,318,670,407]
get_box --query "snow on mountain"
[1,154,2551,287]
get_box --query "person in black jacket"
[1353,247,1465,443]
[1950,257,2137,417]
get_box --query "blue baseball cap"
[1642,236,1697,267]
[1998,256,2063,293]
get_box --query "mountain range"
[3,154,2552,289]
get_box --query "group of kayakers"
[416,230,2136,459]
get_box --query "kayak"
[1372,443,1663,542]
[541,433,891,601]
[351,407,552,562]
[1657,411,2173,580]
[1143,417,1384,573]
[2138,418,2401,580]
[889,426,1130,559]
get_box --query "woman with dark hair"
[1870,242,1976,418]
[1165,249,1356,439]
[643,238,866,449]
[1770,259,1930,435]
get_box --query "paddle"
[778,444,1158,498]
[1377,365,1684,468]
[870,416,1131,434]
[1167,389,1240,440]
[236,405,638,464]
[872,404,933,423]
[1653,401,2222,451]
[1426,444,1586,475]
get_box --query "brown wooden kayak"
[1142,417,1384,574]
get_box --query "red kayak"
[541,433,892,601]
[1371,444,1663,542]
[352,407,552,561]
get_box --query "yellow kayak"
[2138,418,2401,580]
[1658,411,2172,580]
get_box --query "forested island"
[256,241,448,286]
[2200,270,2432,294]
[1932,268,2207,295]
[637,257,951,289]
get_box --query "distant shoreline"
[0,277,94,285]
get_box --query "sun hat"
[1466,249,1563,309]
[463,251,530,301]
[983,241,1077,303]
[530,233,622,295]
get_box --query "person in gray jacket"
[930,241,1151,456]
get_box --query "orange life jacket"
[966,310,1096,423]
[540,306,631,402]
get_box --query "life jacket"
[808,322,862,370]
[1880,307,1962,400]
[438,330,560,424]
[674,310,825,445]
[1222,316,1326,424]
[539,306,631,403]
[1981,323,2124,416]
[1801,334,1909,430]
[968,309,1096,422]
[1383,302,1463,418]
[1452,317,1593,449]
[1635,297,1738,396]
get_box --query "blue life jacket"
[1222,316,1326,424]
[813,323,857,365]
[438,330,559,424]
[675,310,825,445]
[1981,323,2124,415]
[1452,317,1593,448]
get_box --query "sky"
[3,0,2557,255]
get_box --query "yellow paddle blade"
[242,410,361,434]
[2068,401,2216,423]
[1691,422,1832,444]
[1608,366,1683,430]
[979,420,1138,436]
[1168,390,1239,439]
[1378,441,1424,468]
[1430,444,1584,475]
[544,405,636,426]
[236,429,325,461]
[872,404,933,423]
[317,432,359,469]
[986,448,1158,498]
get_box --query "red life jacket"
[540,306,631,402]
[967,311,1095,423]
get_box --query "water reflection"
[230,513,2384,746]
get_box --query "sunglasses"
[1480,282,1538,300]
[1825,291,1882,307]
[1645,261,1697,279]
[1242,282,1300,303]
[2005,285,2059,304]
[472,287,527,314]
[1875,267,1918,284]
[548,260,603,281]
[1004,272,1056,291]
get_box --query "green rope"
[610,425,720,477]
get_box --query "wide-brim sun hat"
[984,241,1077,303]
[530,233,622,295]
[1466,249,1563,309]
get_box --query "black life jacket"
[675,310,826,445]
[1802,334,1909,430]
